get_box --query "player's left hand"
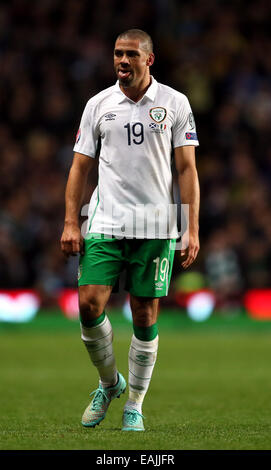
[180,232,199,269]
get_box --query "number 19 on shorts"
[153,257,169,286]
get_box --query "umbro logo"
[155,281,163,288]
[105,113,116,121]
[136,354,149,362]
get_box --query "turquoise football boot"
[122,409,145,431]
[82,372,126,427]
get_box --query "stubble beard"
[119,78,132,88]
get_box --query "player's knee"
[131,297,158,327]
[79,292,103,320]
[132,305,154,327]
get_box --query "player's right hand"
[60,222,84,258]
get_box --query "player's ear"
[146,53,155,67]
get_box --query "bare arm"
[174,145,200,268]
[61,152,96,257]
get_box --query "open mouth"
[118,69,132,79]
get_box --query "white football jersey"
[73,76,199,239]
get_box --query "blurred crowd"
[0,0,271,308]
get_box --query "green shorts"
[78,234,176,297]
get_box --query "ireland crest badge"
[149,107,167,123]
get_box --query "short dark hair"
[116,29,153,53]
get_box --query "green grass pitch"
[1,309,271,450]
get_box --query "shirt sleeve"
[172,95,199,148]
[73,101,99,158]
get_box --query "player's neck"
[120,75,152,103]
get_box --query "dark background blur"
[1,0,271,310]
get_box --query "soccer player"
[60,29,200,431]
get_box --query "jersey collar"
[115,76,158,104]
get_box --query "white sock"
[125,334,159,413]
[80,315,118,388]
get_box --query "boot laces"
[125,409,144,424]
[90,387,110,411]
